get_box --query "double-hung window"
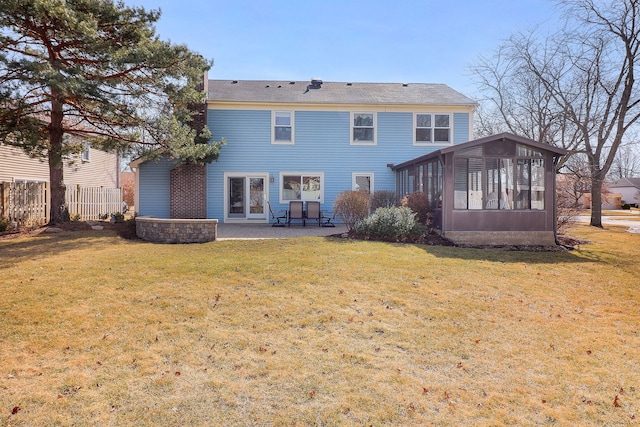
[273,111,294,144]
[351,112,376,145]
[280,173,324,203]
[415,113,451,145]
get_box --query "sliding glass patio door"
[226,174,268,221]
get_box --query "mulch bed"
[334,229,583,252]
[2,221,585,251]
[0,220,139,241]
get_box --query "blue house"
[133,78,477,224]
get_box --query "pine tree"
[0,0,224,223]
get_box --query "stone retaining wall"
[136,217,218,243]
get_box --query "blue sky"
[129,0,560,98]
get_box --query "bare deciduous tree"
[471,0,640,227]
[609,144,640,179]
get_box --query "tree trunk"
[48,96,68,224]
[590,176,604,228]
[48,153,67,224]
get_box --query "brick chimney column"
[169,68,208,219]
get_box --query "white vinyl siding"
[0,145,117,187]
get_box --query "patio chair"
[305,201,322,227]
[287,201,305,226]
[321,210,336,227]
[268,201,286,227]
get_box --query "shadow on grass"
[322,235,593,265]
[0,231,121,270]
[414,244,592,264]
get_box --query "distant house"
[120,171,135,208]
[133,78,567,245]
[609,177,640,207]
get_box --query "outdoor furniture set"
[268,201,335,227]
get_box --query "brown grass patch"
[0,225,638,425]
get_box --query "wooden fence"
[66,185,123,221]
[1,181,123,225]
[0,181,49,226]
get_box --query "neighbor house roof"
[391,132,568,171]
[207,79,477,106]
[609,177,640,188]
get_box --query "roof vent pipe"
[310,78,323,88]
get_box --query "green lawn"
[1,225,638,426]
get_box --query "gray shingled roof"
[610,177,640,188]
[207,79,477,106]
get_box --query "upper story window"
[273,111,294,144]
[81,143,90,162]
[415,113,451,145]
[351,112,376,145]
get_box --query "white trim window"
[414,113,451,145]
[280,172,324,203]
[352,172,374,194]
[351,112,376,145]
[272,111,294,144]
[81,143,91,162]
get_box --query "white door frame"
[223,172,269,223]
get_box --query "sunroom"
[391,133,567,246]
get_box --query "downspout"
[438,153,446,236]
[553,154,561,246]
[116,155,121,189]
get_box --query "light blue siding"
[453,112,470,144]
[205,109,471,221]
[138,158,175,218]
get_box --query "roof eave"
[391,132,568,171]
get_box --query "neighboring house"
[609,177,640,206]
[391,133,567,245]
[133,78,477,222]
[0,143,120,188]
[1,143,121,223]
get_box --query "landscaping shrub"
[334,190,370,231]
[0,218,11,232]
[400,191,430,224]
[111,212,125,223]
[370,190,398,211]
[355,206,424,241]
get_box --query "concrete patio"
[216,223,348,240]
